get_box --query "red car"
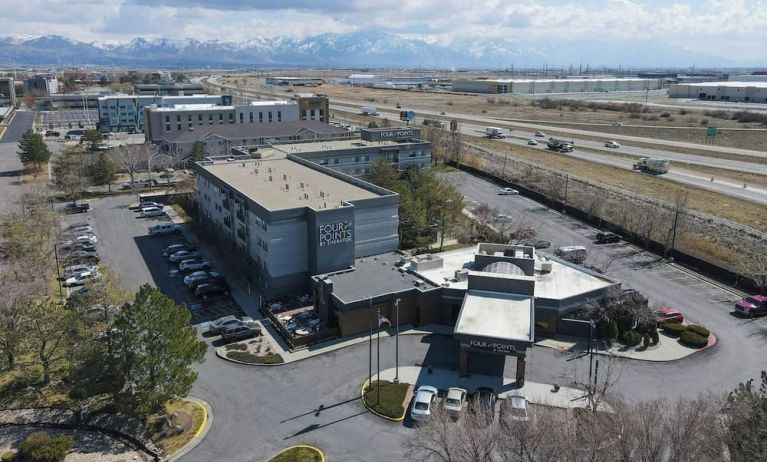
[735,295,767,318]
[656,308,684,325]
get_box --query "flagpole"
[368,297,372,394]
[376,304,381,405]
[394,298,400,384]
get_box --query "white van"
[554,245,587,264]
[140,206,165,218]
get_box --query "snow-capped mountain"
[0,32,727,68]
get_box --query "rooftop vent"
[540,261,553,273]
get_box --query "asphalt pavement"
[0,111,35,208]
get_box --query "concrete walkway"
[373,366,603,411]
[535,330,716,362]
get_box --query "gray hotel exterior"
[195,155,400,297]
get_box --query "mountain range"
[0,32,728,68]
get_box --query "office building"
[264,128,432,177]
[452,78,661,94]
[134,82,206,96]
[156,120,353,160]
[194,156,400,297]
[312,243,618,378]
[668,81,767,103]
[0,77,16,106]
[23,74,60,96]
[98,94,230,133]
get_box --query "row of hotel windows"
[164,111,283,131]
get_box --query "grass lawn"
[170,204,192,223]
[268,446,323,462]
[362,380,410,420]
[148,399,206,456]
[0,360,71,409]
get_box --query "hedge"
[685,324,710,338]
[680,331,709,348]
[2,451,15,462]
[661,323,687,336]
[621,331,642,347]
[649,328,660,345]
[226,350,284,364]
[18,432,72,462]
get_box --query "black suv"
[195,283,230,300]
[596,231,622,244]
[221,323,261,342]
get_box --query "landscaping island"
[362,380,411,421]
[268,445,324,462]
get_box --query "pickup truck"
[63,202,90,214]
[148,223,180,236]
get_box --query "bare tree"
[663,191,688,258]
[739,252,767,295]
[112,144,150,189]
[405,404,497,462]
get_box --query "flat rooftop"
[273,138,420,155]
[154,104,232,111]
[676,81,767,88]
[199,158,379,211]
[454,289,533,343]
[316,252,437,304]
[248,100,296,106]
[461,78,655,84]
[416,246,615,300]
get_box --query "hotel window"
[176,115,181,122]
[209,114,213,124]
[249,112,253,123]
[240,113,244,123]
[259,112,263,123]
[229,113,234,123]
[177,124,181,131]
[165,115,170,122]
[268,111,272,122]
[310,109,315,119]
[277,111,281,122]
[219,113,223,122]
[188,115,192,122]
[199,114,203,122]
[165,124,171,132]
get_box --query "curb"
[359,379,407,422]
[162,397,212,462]
[214,347,285,366]
[266,444,325,462]
[585,331,718,363]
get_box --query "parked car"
[140,206,165,218]
[163,243,195,256]
[527,139,538,146]
[139,201,164,209]
[221,323,262,342]
[499,187,519,195]
[44,130,60,137]
[554,245,587,264]
[64,234,97,244]
[169,250,201,262]
[520,238,551,249]
[184,271,221,287]
[148,223,180,236]
[179,259,211,272]
[612,122,623,127]
[411,385,439,422]
[64,251,100,264]
[195,282,229,299]
[63,270,99,287]
[443,387,467,419]
[596,231,622,244]
[605,140,621,148]
[63,202,90,214]
[61,242,96,253]
[656,308,684,325]
[735,295,767,318]
[64,224,92,233]
[534,131,546,137]
[505,395,530,422]
[208,315,255,334]
[470,388,498,426]
[64,264,97,278]
[189,274,227,290]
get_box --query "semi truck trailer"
[633,157,670,175]
[547,138,575,152]
[485,127,507,139]
[360,106,379,116]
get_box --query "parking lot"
[61,194,245,324]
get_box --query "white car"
[527,139,538,146]
[506,395,530,422]
[64,264,97,278]
[499,188,519,196]
[411,385,439,422]
[604,140,621,148]
[208,315,254,334]
[534,131,546,137]
[139,201,164,209]
[169,250,201,262]
[184,271,221,287]
[140,206,165,218]
[63,270,99,287]
[179,259,211,272]
[148,223,180,236]
[71,234,97,244]
[443,387,467,418]
[611,122,623,127]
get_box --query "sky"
[0,0,765,64]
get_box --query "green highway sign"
[706,126,717,137]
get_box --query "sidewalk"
[373,366,603,411]
[535,331,716,362]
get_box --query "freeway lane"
[452,170,767,402]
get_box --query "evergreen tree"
[88,152,117,192]
[17,130,51,177]
[190,141,206,162]
[82,129,103,153]
[111,285,207,416]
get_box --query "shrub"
[2,451,15,462]
[660,112,671,117]
[686,324,710,338]
[649,328,660,345]
[679,109,688,115]
[662,323,687,336]
[680,331,709,348]
[642,333,651,348]
[224,343,247,351]
[700,119,709,126]
[606,321,619,342]
[226,350,284,364]
[621,330,642,347]
[19,432,72,462]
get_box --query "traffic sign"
[706,126,717,137]
[406,111,415,121]
[399,111,408,121]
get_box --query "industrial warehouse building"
[312,243,619,378]
[453,78,662,94]
[195,156,400,296]
[668,81,767,103]
[265,76,323,87]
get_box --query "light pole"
[563,318,595,407]
[394,298,400,384]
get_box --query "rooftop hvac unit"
[268,175,272,181]
[285,183,289,191]
[254,168,258,174]
[241,162,246,167]
[541,261,553,273]
[454,268,470,281]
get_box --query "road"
[0,111,36,208]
